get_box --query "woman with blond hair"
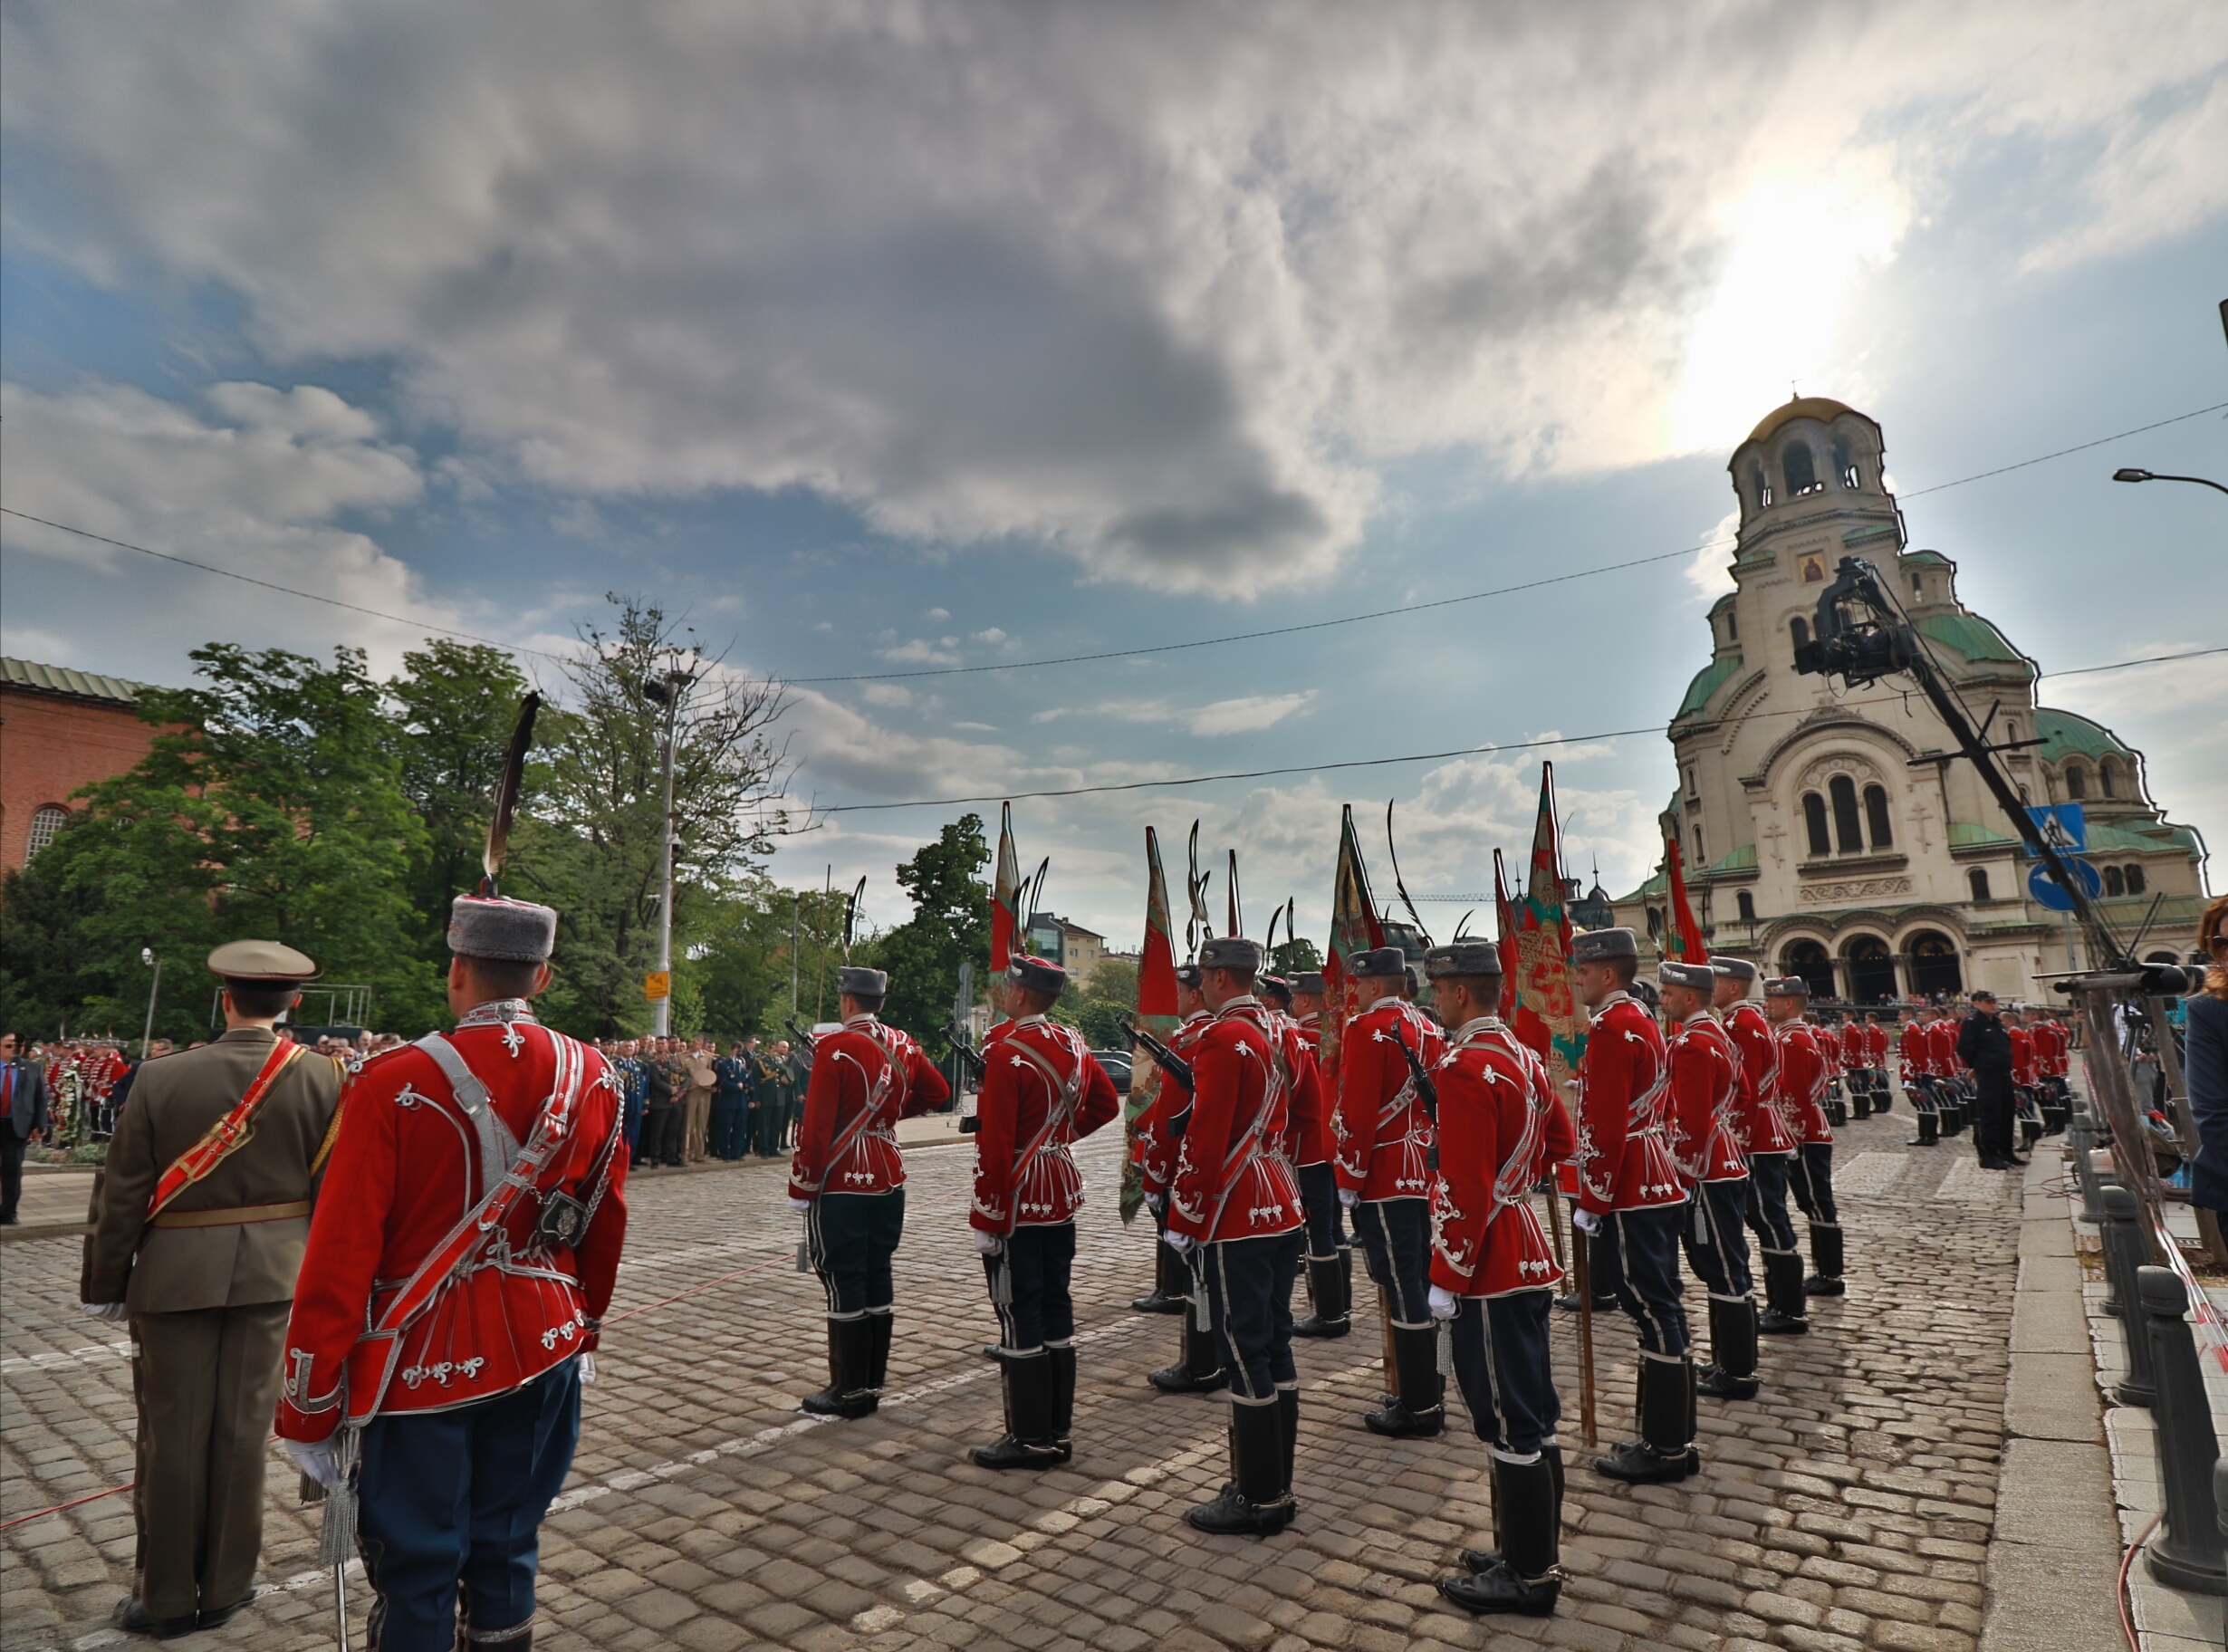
[2189,895,2228,1217]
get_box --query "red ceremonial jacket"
[969,1017,1120,1233]
[1135,1011,1212,1196]
[1898,1020,1934,1080]
[1773,1021,1834,1145]
[2032,1020,2068,1077]
[788,1016,949,1201]
[2009,1023,2038,1087]
[1287,1011,1333,1167]
[1573,994,1682,1215]
[277,1006,629,1442]
[1667,1011,1747,1184]
[1334,998,1445,1201]
[1428,1018,1570,1298]
[1929,1016,1964,1076]
[1860,1023,1890,1066]
[1725,1001,1796,1157]
[1167,999,1304,1244]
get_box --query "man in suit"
[1,1031,53,1225]
[83,943,345,1638]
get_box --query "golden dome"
[1743,396,1876,448]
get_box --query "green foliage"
[869,815,989,1049]
[1065,956,1138,1050]
[1271,935,1322,975]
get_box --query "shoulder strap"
[146,1039,306,1222]
[417,1031,524,1199]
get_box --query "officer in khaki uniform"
[83,942,344,1639]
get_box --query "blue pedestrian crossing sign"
[2022,803,2086,858]
[2028,857,2102,912]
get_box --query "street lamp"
[2113,467,2228,497]
[139,948,162,1059]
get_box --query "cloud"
[1685,508,1743,601]
[9,3,2221,598]
[1032,690,1316,735]
[859,683,912,708]
[0,377,449,675]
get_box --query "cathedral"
[1613,397,2208,1002]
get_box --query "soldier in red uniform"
[1424,940,1573,1619]
[1167,937,1308,1536]
[787,964,951,1419]
[1765,979,1845,1298]
[278,894,629,1652]
[1661,960,1759,1404]
[1335,945,1447,1436]
[1900,1005,1941,1147]
[1858,1013,1892,1116]
[2009,1008,2044,1150]
[1136,965,1226,1393]
[1927,1007,1968,1137]
[1714,957,1806,1334]
[1570,928,1695,1483]
[1284,970,1353,1339]
[967,956,1122,1469]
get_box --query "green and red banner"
[1319,803,1387,1109]
[1120,824,1180,1222]
[990,802,1023,972]
[1509,764,1587,1090]
[1493,847,1520,1022]
[1664,832,1709,965]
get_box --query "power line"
[812,644,2228,814]
[1895,400,2228,498]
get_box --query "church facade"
[1613,398,2208,1002]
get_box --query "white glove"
[788,1197,811,1213]
[1145,1193,1165,1215]
[1337,1188,1359,1209]
[1428,1285,1458,1321]
[1572,1207,1602,1236]
[973,1231,1003,1254]
[283,1437,341,1490]
[1165,1231,1195,1254]
[80,1302,129,1324]
[579,1352,597,1386]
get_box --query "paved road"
[4,1108,2020,1651]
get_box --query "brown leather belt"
[149,1199,312,1229]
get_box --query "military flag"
[1493,847,1520,1022]
[990,802,1023,972]
[1121,825,1180,1221]
[1664,832,1709,964]
[1509,764,1588,1089]
[1319,803,1387,1107]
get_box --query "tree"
[1272,935,1322,975]
[869,816,989,1049]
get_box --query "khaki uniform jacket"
[86,1028,345,1313]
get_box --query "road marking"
[1935,1157,2012,1203]
[1834,1151,1907,1197]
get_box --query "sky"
[5,2,2225,954]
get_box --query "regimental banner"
[990,802,1023,973]
[1509,764,1587,1090]
[1320,804,1387,1118]
[1664,833,1709,964]
[1493,847,1520,1022]
[1120,824,1180,1222]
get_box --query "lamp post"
[2113,467,2228,498]
[139,947,161,1058]
[641,668,696,1038]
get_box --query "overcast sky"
[5,2,2224,951]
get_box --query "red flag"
[1122,824,1180,1222]
[1320,803,1387,1107]
[1664,833,1709,964]
[1493,848,1519,1022]
[1508,764,1587,1088]
[990,802,1022,972]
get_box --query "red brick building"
[0,658,160,874]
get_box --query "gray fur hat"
[1570,927,1638,965]
[1175,962,1203,989]
[1657,961,1716,993]
[1424,940,1502,979]
[838,965,889,998]
[1198,936,1263,975]
[448,895,558,964]
[1291,971,1326,995]
[1711,956,1759,984]
[1005,956,1066,997]
[1763,975,1811,998]
[1352,946,1408,978]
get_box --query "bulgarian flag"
[1120,825,1180,1222]
[1319,804,1386,1108]
[1664,832,1709,965]
[1509,764,1588,1090]
[1493,847,1520,1022]
[990,802,1023,972]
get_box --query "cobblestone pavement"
[5,1106,2022,1652]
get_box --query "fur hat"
[1198,936,1264,975]
[447,895,557,964]
[838,965,889,998]
[1424,940,1502,979]
[1570,927,1638,965]
[1005,956,1066,997]
[1352,946,1408,978]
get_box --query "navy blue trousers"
[357,1359,581,1652]
[1199,1230,1304,1401]
[808,1189,905,1316]
[709,1098,748,1158]
[1352,1197,1433,1327]
[1789,1143,1838,1225]
[1681,1178,1754,1298]
[1743,1151,1800,1253]
[1448,1292,1561,1455]
[1295,1161,1348,1258]
[1591,1206,1689,1357]
[983,1223,1077,1352]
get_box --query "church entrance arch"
[1781,938,1836,1000]
[1907,931,1963,999]
[1844,935,1897,1003]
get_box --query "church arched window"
[2104,865,2125,897]
[1833,437,1860,489]
[2124,863,2146,895]
[1783,441,1821,496]
[1862,784,1893,849]
[1829,774,1864,854]
[1969,869,1991,902]
[1737,890,1756,923]
[2063,764,2087,801]
[2098,757,2120,799]
[1802,792,1831,858]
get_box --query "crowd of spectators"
[593,1033,812,1169]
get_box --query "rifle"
[783,1017,821,1054]
[1390,1021,1440,1171]
[1122,1016,1195,1139]
[946,1023,986,1132]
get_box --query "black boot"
[802,1317,879,1417]
[972,1351,1063,1470]
[112,1599,199,1640]
[1851,1090,1871,1120]
[1132,1240,1189,1314]
[1803,1225,1846,1297]
[1695,1295,1761,1399]
[1049,1343,1076,1464]
[1826,1096,1847,1128]
[1277,1388,1300,1521]
[1364,1324,1445,1437]
[1756,1251,1809,1335]
[1594,1356,1698,1484]
[1186,1399,1293,1536]
[1441,1452,1562,1616]
[1150,1311,1228,1394]
[1872,1082,1890,1116]
[866,1310,893,1393]
[1906,1109,1938,1148]
[1461,1443,1563,1570]
[1941,1099,1966,1136]
[1292,1255,1349,1338]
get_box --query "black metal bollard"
[2099,1187,2156,1405]
[2137,1266,2227,1594]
